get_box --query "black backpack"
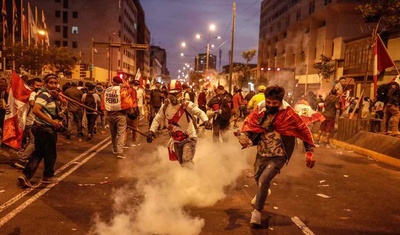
[185,91,196,102]
[84,93,97,111]
[219,95,233,121]
[376,84,389,102]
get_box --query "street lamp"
[195,24,221,74]
[181,41,201,72]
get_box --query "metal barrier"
[337,117,382,141]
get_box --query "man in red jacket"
[237,85,316,226]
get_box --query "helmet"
[258,85,266,92]
[168,80,183,93]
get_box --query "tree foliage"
[357,0,400,28]
[313,54,335,81]
[3,42,80,76]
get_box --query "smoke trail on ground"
[92,136,251,235]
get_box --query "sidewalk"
[332,131,400,168]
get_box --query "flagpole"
[20,0,23,43]
[12,0,16,70]
[27,2,30,45]
[2,0,6,72]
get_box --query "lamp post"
[195,24,221,75]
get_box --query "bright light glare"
[181,42,186,47]
[217,36,221,39]
[209,24,216,31]
[180,53,184,56]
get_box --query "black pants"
[86,114,98,135]
[23,124,58,179]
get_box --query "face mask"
[169,94,181,105]
[266,106,279,115]
[96,88,103,92]
[34,88,41,92]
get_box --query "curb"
[331,139,400,168]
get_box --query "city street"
[0,121,400,235]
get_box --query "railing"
[336,117,382,141]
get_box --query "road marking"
[0,137,110,214]
[291,216,315,235]
[0,138,111,227]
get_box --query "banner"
[2,72,32,149]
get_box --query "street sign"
[131,43,149,50]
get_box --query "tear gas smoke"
[91,136,251,235]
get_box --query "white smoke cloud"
[91,135,252,235]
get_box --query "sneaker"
[251,189,271,206]
[18,174,32,188]
[41,176,58,184]
[116,155,126,159]
[100,130,106,134]
[131,143,141,147]
[123,145,129,149]
[250,209,261,226]
[87,134,93,140]
[93,127,98,134]
[112,149,118,154]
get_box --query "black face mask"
[265,106,280,115]
[34,88,41,92]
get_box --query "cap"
[43,73,58,82]
[112,76,123,84]
[168,80,183,93]
[258,85,266,92]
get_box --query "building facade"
[257,0,379,98]
[194,53,216,73]
[150,45,169,83]
[28,0,150,83]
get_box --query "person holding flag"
[18,74,64,188]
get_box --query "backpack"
[376,84,389,102]
[219,95,233,121]
[84,93,97,112]
[185,91,195,102]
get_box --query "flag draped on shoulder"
[2,72,32,149]
[374,34,395,97]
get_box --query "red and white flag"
[2,72,32,149]
[374,34,395,97]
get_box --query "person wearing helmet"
[247,85,266,111]
[146,80,212,168]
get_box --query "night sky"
[141,0,261,79]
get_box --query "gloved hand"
[203,121,212,130]
[146,131,156,143]
[305,152,316,168]
[237,132,252,148]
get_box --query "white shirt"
[26,91,37,125]
[150,101,208,140]
[135,87,144,107]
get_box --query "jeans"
[67,109,83,135]
[108,111,127,155]
[253,155,287,212]
[23,124,58,179]
[86,114,98,135]
[126,116,139,143]
[381,104,400,133]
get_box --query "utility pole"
[229,0,236,94]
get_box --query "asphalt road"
[0,120,399,235]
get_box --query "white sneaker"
[116,155,126,159]
[251,189,271,205]
[250,209,261,225]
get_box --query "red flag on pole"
[373,34,395,97]
[2,72,32,149]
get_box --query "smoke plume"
[92,135,251,235]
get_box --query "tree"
[313,54,335,82]
[237,49,257,88]
[3,42,79,76]
[48,46,80,74]
[357,1,400,28]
